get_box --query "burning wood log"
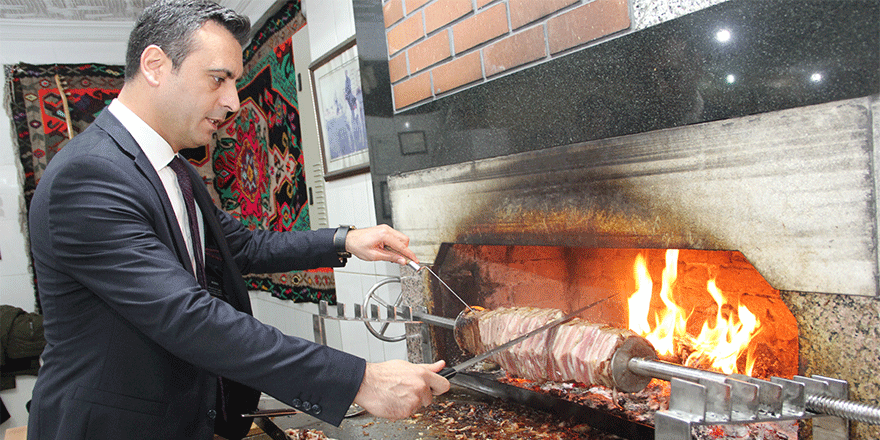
[453,306,657,392]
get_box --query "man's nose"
[221,81,241,113]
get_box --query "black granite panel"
[354,0,880,225]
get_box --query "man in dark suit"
[26,1,449,439]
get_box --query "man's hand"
[345,225,419,267]
[352,359,450,420]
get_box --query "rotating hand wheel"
[363,277,407,342]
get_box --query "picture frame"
[310,37,370,179]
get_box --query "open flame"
[627,249,760,375]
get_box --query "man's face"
[157,21,243,151]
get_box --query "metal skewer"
[386,246,475,313]
[421,265,475,313]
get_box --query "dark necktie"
[169,156,239,426]
[168,156,207,289]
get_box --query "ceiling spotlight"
[810,73,823,83]
[726,74,736,84]
[716,29,732,43]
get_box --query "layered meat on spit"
[454,307,655,391]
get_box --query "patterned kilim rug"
[6,63,124,210]
[185,0,336,303]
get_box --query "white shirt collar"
[107,99,176,171]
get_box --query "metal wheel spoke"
[372,295,390,308]
[392,292,406,308]
[363,277,406,343]
[378,322,390,335]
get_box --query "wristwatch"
[333,225,355,262]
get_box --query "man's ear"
[140,45,169,87]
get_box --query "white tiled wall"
[281,0,409,364]
[0,164,32,311]
[303,0,356,63]
[321,172,408,364]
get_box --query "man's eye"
[212,76,224,84]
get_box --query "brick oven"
[350,0,880,438]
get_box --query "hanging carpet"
[185,1,335,303]
[6,63,124,211]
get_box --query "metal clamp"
[651,373,869,439]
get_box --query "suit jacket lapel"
[182,163,253,315]
[93,111,194,276]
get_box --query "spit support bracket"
[311,299,454,346]
[652,373,850,440]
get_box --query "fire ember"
[471,368,797,439]
[410,397,625,440]
[627,249,785,378]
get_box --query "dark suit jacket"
[27,110,366,440]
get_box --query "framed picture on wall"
[310,37,370,179]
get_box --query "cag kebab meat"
[453,306,656,392]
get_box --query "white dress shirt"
[107,99,205,273]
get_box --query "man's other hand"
[352,359,450,420]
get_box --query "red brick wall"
[383,0,631,110]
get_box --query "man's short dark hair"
[125,0,250,80]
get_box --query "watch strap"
[333,225,354,261]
